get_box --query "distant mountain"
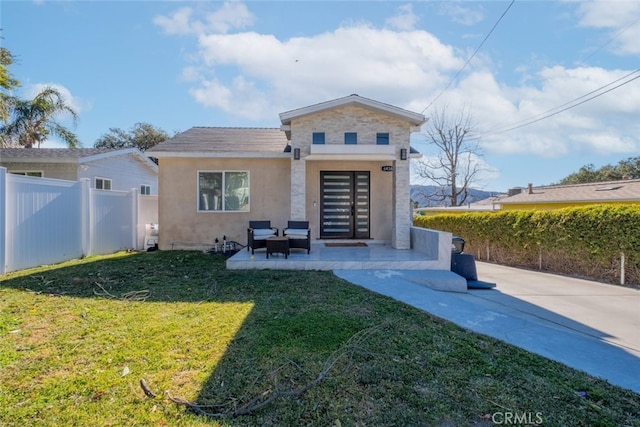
[410,185,503,207]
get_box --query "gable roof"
[0,147,158,172]
[146,127,290,158]
[279,94,427,126]
[500,179,640,205]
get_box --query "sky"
[3,0,640,192]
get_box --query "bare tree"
[413,105,484,207]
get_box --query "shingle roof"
[0,148,116,160]
[500,179,640,204]
[0,147,158,171]
[147,127,290,157]
[146,127,422,159]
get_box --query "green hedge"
[414,205,640,286]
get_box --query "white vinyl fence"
[0,167,158,274]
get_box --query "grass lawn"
[1,250,638,426]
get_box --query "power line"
[473,12,640,138]
[476,69,640,138]
[577,16,640,66]
[421,0,515,114]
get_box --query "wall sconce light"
[294,148,300,160]
[400,148,407,160]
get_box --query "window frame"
[312,132,325,144]
[10,171,43,177]
[95,177,112,190]
[344,132,357,145]
[140,184,151,195]
[197,170,250,213]
[376,133,390,145]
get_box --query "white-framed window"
[140,184,151,195]
[198,171,249,212]
[10,171,43,177]
[95,177,112,190]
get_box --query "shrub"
[414,204,640,286]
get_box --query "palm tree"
[0,86,79,148]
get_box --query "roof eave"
[500,198,640,205]
[146,151,291,159]
[279,94,426,126]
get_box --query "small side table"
[266,236,289,259]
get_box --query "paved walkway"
[334,262,640,394]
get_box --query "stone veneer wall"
[288,104,415,247]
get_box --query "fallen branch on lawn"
[140,325,380,418]
[93,280,150,301]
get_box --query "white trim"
[9,170,44,177]
[148,151,290,159]
[95,176,112,190]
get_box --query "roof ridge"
[536,179,640,189]
[192,126,280,130]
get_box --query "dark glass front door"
[320,171,370,239]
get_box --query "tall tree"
[557,156,640,184]
[94,122,169,151]
[0,46,20,92]
[0,86,79,148]
[413,105,484,207]
[0,43,21,134]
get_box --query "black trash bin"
[451,236,465,254]
[450,236,478,281]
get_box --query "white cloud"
[575,0,640,55]
[205,1,255,33]
[186,23,463,120]
[154,7,196,36]
[156,1,640,167]
[438,2,484,26]
[154,2,255,36]
[385,4,419,31]
[464,66,640,157]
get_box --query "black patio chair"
[247,220,278,254]
[283,220,311,254]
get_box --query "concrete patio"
[226,241,447,271]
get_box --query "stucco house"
[499,180,640,210]
[147,94,426,250]
[0,147,158,194]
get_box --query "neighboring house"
[414,196,505,216]
[147,94,426,250]
[0,147,158,194]
[499,180,640,210]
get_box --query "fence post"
[80,178,91,256]
[539,247,542,270]
[620,252,625,286]
[0,168,6,275]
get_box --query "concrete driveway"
[474,262,640,358]
[334,262,640,393]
